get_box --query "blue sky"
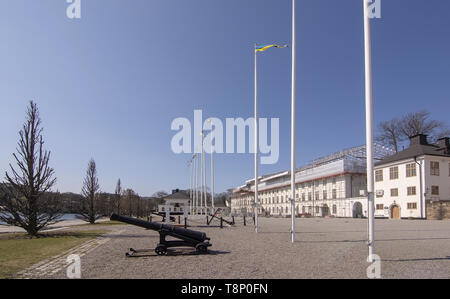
[0,0,449,196]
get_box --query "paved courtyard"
[27,217,450,279]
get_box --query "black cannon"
[110,214,212,256]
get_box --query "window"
[375,170,383,182]
[315,191,319,200]
[376,204,384,210]
[391,188,399,197]
[407,202,417,210]
[406,163,417,177]
[323,190,327,200]
[308,192,312,201]
[430,161,440,176]
[315,206,320,214]
[332,205,337,214]
[302,206,305,213]
[407,186,416,196]
[332,189,337,199]
[431,186,439,196]
[390,167,399,180]
[302,193,306,201]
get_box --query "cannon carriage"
[110,214,212,256]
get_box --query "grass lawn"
[72,220,125,227]
[0,230,107,279]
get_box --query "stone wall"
[426,200,450,220]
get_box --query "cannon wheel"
[155,245,167,256]
[195,243,208,254]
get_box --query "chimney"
[438,137,449,149]
[409,134,428,146]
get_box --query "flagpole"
[189,159,193,214]
[290,0,297,243]
[194,154,198,215]
[200,133,204,215]
[202,131,207,214]
[363,0,375,262]
[211,143,215,213]
[192,155,196,215]
[204,133,208,214]
[254,43,259,233]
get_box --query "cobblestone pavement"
[25,217,450,279]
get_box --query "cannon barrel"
[110,214,209,242]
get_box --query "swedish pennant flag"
[255,44,288,53]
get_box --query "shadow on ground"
[383,256,450,262]
[123,248,230,258]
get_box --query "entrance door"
[352,202,363,218]
[322,205,329,217]
[391,205,400,219]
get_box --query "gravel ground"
[46,217,450,279]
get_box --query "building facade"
[230,144,395,218]
[373,135,450,219]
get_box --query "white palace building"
[231,135,450,220]
[231,144,395,219]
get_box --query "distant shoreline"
[0,215,109,234]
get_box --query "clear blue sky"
[0,0,449,196]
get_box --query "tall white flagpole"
[254,44,259,233]
[211,143,215,213]
[200,136,204,214]
[194,154,198,214]
[290,0,297,243]
[196,154,199,215]
[363,0,375,262]
[201,131,207,214]
[189,159,193,214]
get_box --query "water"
[0,213,80,225]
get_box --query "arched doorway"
[391,205,400,219]
[352,202,363,218]
[322,204,329,217]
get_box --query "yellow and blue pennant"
[255,44,288,53]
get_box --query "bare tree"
[400,110,445,141]
[96,192,111,216]
[78,159,101,224]
[151,191,167,209]
[152,190,168,198]
[123,188,139,216]
[377,110,449,152]
[113,179,122,214]
[0,101,61,236]
[437,128,450,140]
[375,118,404,153]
